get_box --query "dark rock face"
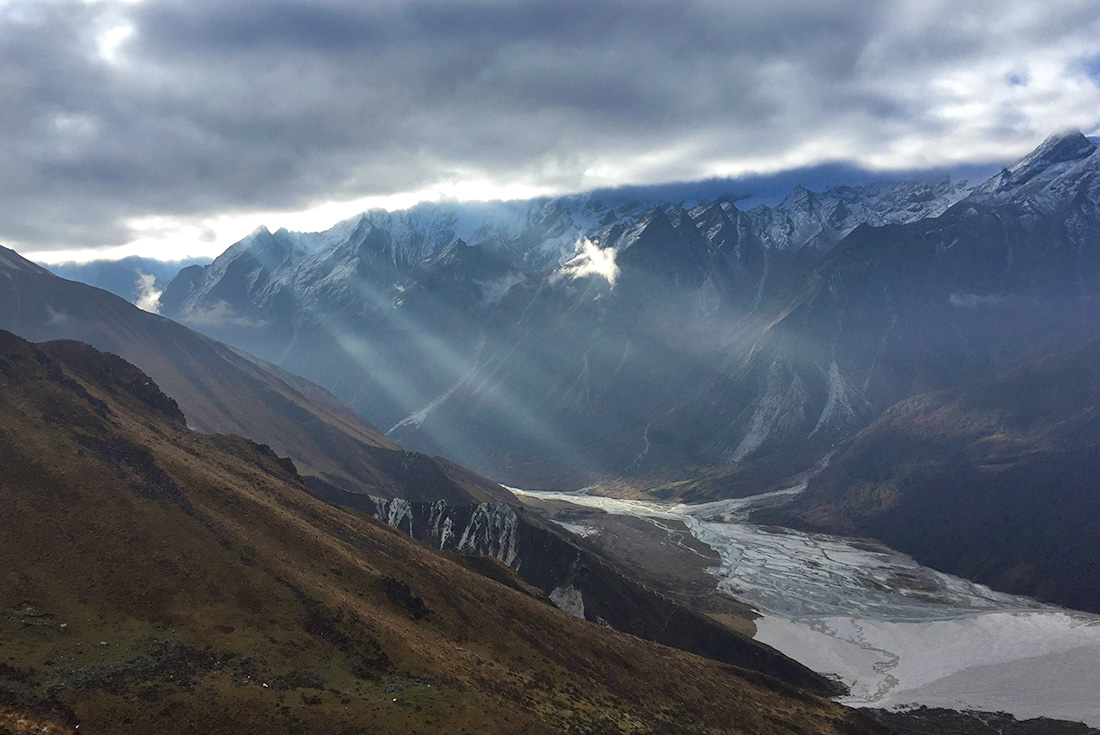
[760,337,1100,614]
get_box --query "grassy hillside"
[0,330,882,734]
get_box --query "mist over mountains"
[47,257,210,312]
[155,133,1098,491]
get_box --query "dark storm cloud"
[3,0,1099,254]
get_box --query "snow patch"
[550,520,601,538]
[729,360,808,461]
[382,498,414,535]
[456,503,519,566]
[387,381,462,434]
[810,361,858,436]
[949,292,1005,308]
[46,306,69,325]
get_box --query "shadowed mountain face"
[760,338,1100,614]
[157,133,1100,494]
[0,246,509,504]
[0,330,883,734]
[157,176,973,488]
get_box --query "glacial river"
[512,487,1100,726]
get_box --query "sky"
[4,0,1100,264]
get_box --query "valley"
[0,330,879,734]
[510,487,1100,726]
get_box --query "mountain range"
[138,130,1100,614]
[153,133,1096,487]
[153,162,974,489]
[1,241,839,696]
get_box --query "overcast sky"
[5,0,1100,262]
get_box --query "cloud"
[134,271,162,313]
[950,292,1006,308]
[556,237,619,287]
[4,0,1100,257]
[182,299,264,329]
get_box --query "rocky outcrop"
[308,486,843,697]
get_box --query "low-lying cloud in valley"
[134,271,162,313]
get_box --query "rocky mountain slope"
[158,173,972,488]
[311,488,835,696]
[0,329,884,734]
[759,336,1100,614]
[0,245,508,504]
[3,245,853,693]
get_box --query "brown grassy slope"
[0,331,883,735]
[0,244,507,503]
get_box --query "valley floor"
[513,487,1100,727]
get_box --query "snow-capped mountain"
[746,177,971,252]
[971,129,1097,206]
[160,131,1100,495]
[162,175,968,328]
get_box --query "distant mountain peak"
[972,129,1097,203]
[1008,129,1094,175]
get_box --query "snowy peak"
[971,130,1097,204]
[1008,130,1095,177]
[747,178,969,253]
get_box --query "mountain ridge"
[0,244,510,504]
[154,164,986,488]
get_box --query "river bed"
[512,487,1100,726]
